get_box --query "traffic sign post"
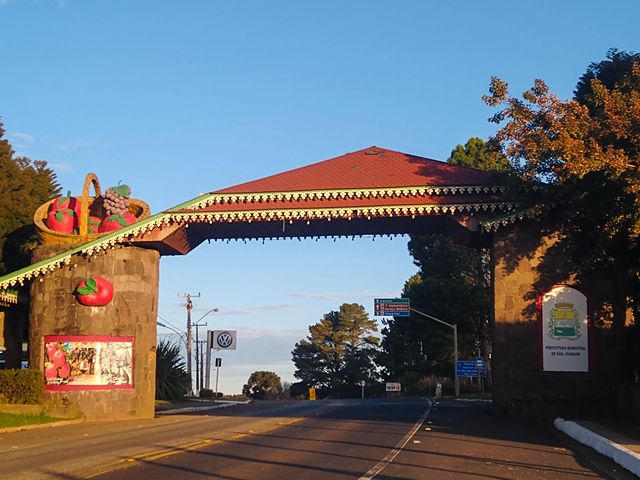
[374,298,410,317]
[214,357,222,400]
[456,360,488,377]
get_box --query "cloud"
[52,140,111,151]
[214,304,293,316]
[8,132,36,151]
[289,290,398,301]
[10,132,35,144]
[233,327,304,340]
[48,162,74,172]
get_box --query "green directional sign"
[374,298,410,317]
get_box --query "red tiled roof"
[214,146,494,194]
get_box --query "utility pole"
[194,322,208,392]
[195,331,200,392]
[199,340,206,390]
[180,292,200,395]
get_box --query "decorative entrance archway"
[0,146,549,420]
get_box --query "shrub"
[242,371,283,400]
[155,340,190,401]
[0,369,45,404]
[199,388,214,398]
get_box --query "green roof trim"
[0,192,217,291]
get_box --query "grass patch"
[458,392,492,401]
[0,412,64,429]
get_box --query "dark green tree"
[155,339,190,401]
[0,119,60,274]
[292,303,379,397]
[379,235,491,381]
[574,48,640,104]
[448,137,509,172]
[242,371,283,400]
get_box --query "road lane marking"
[358,399,432,480]
[84,416,307,478]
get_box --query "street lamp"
[410,308,459,397]
[157,319,186,346]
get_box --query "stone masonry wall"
[492,222,603,419]
[29,245,160,420]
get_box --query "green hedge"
[0,369,45,404]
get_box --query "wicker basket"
[34,173,151,246]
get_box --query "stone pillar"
[29,245,160,420]
[492,221,601,418]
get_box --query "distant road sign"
[386,382,402,392]
[374,298,410,317]
[457,360,487,378]
[215,358,222,367]
[309,387,316,401]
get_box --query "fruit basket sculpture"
[34,173,151,246]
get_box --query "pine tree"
[292,303,379,397]
[0,119,60,274]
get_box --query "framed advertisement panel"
[538,286,589,372]
[44,335,134,391]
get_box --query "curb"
[0,417,85,434]
[156,400,250,415]
[554,418,640,477]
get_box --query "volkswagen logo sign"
[216,331,233,349]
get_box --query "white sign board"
[385,382,401,392]
[208,330,237,350]
[540,286,589,372]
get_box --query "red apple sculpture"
[99,212,137,233]
[48,191,81,217]
[87,215,102,233]
[75,276,114,306]
[46,209,77,234]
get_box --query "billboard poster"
[538,286,589,372]
[44,335,134,391]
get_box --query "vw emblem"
[216,332,233,348]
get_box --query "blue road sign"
[457,360,488,377]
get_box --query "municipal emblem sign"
[549,302,581,339]
[539,286,589,372]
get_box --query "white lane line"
[358,399,432,480]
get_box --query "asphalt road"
[0,399,633,480]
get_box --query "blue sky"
[1,0,638,393]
